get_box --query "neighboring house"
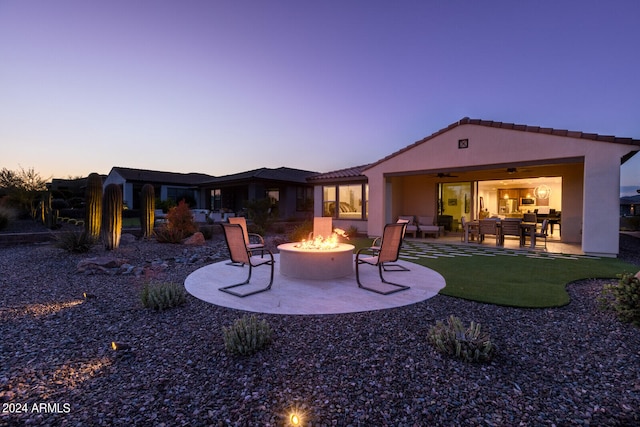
[313,118,640,257]
[103,167,214,209]
[48,175,107,206]
[307,164,370,234]
[620,195,640,216]
[198,167,316,220]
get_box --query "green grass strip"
[351,238,638,308]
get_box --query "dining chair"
[534,219,549,249]
[478,219,500,245]
[500,218,523,246]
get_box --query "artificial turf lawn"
[351,238,638,308]
[413,253,637,307]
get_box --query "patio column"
[581,151,621,257]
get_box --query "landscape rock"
[183,232,205,246]
[1,226,639,426]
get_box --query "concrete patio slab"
[184,254,445,315]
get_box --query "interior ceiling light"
[534,184,551,199]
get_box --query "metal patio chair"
[355,222,411,295]
[219,223,274,297]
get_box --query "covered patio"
[363,118,640,257]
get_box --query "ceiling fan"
[506,167,534,174]
[436,172,458,178]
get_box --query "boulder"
[77,257,128,274]
[183,232,205,246]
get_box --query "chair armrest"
[248,233,265,245]
[356,246,377,259]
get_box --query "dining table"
[464,219,538,248]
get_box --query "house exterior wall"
[311,183,369,234]
[364,123,636,256]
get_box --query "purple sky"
[1,1,639,191]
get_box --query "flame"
[295,228,349,250]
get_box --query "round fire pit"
[277,242,355,280]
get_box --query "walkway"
[185,255,445,315]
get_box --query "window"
[323,183,368,219]
[167,187,195,206]
[296,187,313,211]
[323,186,336,217]
[210,189,221,211]
[266,189,279,205]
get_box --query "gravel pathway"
[1,226,639,426]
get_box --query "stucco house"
[311,118,640,257]
[102,166,316,221]
[197,167,316,220]
[103,167,214,209]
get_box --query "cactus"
[141,282,186,311]
[84,173,103,240]
[428,315,496,363]
[139,183,155,239]
[102,183,123,250]
[223,315,273,356]
[40,191,57,229]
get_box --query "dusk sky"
[1,1,639,191]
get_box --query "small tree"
[245,197,273,233]
[0,166,49,218]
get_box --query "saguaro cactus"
[140,183,155,239]
[41,191,57,229]
[84,173,103,240]
[102,183,123,250]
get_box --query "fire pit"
[277,231,354,280]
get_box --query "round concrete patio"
[184,254,446,315]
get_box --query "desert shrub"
[428,315,496,363]
[156,198,175,213]
[0,206,15,231]
[156,200,198,243]
[199,224,215,240]
[223,314,273,356]
[141,282,187,311]
[54,231,94,253]
[346,225,360,238]
[600,273,640,326]
[288,220,312,242]
[52,199,69,210]
[245,197,273,232]
[247,222,265,237]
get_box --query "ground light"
[111,342,130,351]
[289,412,300,425]
[286,405,308,426]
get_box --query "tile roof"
[307,164,370,182]
[620,195,640,204]
[111,167,214,185]
[364,117,640,171]
[199,167,317,186]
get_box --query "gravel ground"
[1,224,639,426]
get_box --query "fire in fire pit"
[295,228,349,250]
